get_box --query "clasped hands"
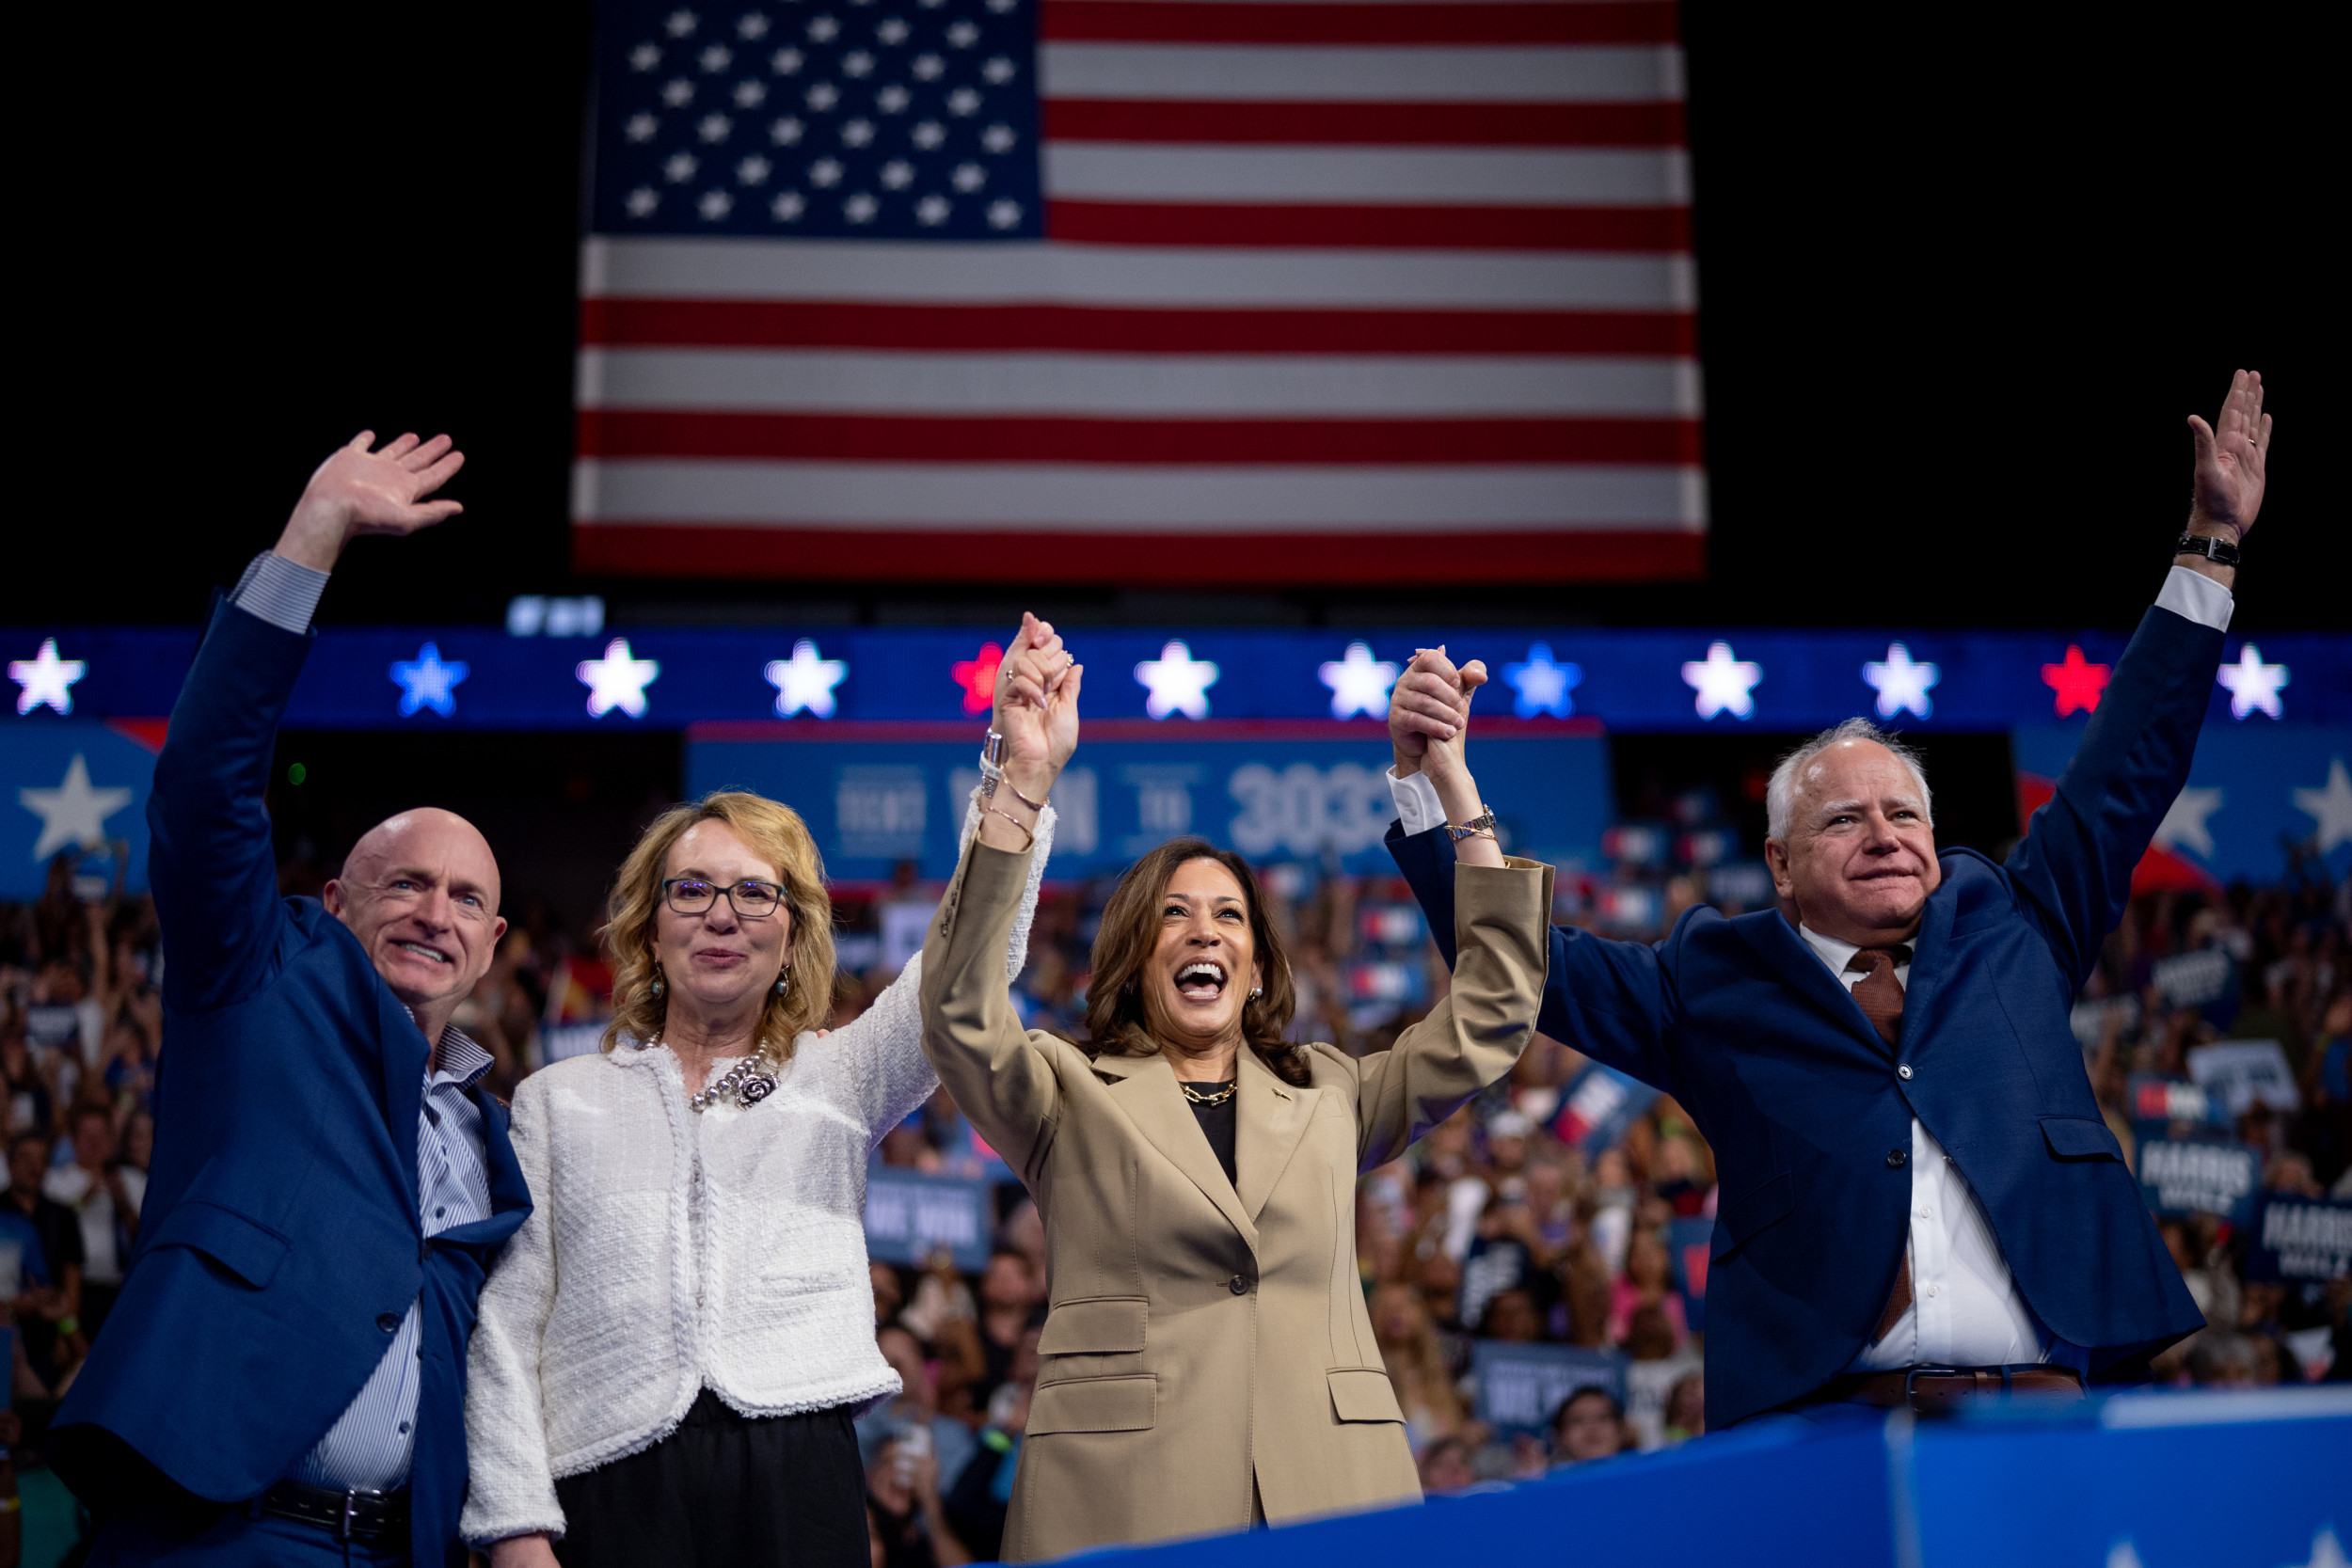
[1390,648,1505,867]
[976,612,1081,853]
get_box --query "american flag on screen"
[575,0,1702,585]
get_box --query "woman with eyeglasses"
[461,623,1065,1568]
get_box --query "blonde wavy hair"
[602,791,837,1063]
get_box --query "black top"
[1183,1081,1238,1187]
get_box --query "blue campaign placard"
[864,1168,996,1272]
[2135,1135,2261,1225]
[688,732,1613,879]
[0,721,158,897]
[1667,1215,1712,1336]
[1549,1060,1661,1154]
[1470,1341,1629,1436]
[2243,1195,2352,1284]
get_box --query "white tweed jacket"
[461,804,1054,1545]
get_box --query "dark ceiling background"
[17,5,2341,633]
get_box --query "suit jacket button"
[1898,1065,1914,1080]
[1229,1275,1248,1295]
[376,1311,402,1332]
[1886,1148,1908,1169]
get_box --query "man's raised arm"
[2005,371,2271,983]
[151,433,465,1015]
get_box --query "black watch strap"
[2175,532,2241,567]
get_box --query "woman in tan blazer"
[919,631,1552,1560]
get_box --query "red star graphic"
[2042,644,2111,717]
[951,641,1003,714]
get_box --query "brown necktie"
[1848,946,1914,1340]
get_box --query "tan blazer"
[919,841,1553,1560]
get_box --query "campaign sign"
[0,721,157,897]
[865,1169,995,1272]
[2243,1196,2352,1284]
[1470,1341,1629,1437]
[1550,1061,1661,1154]
[2186,1039,2302,1117]
[1667,1215,1712,1336]
[690,733,1612,880]
[2136,1136,2260,1225]
[2123,1073,2227,1130]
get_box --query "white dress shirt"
[1793,926,2055,1370]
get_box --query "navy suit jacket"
[1390,603,2213,1429]
[53,598,531,1568]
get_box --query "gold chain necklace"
[1178,1080,1237,1107]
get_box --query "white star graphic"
[664,150,698,182]
[982,55,1015,83]
[625,111,660,141]
[2216,643,2288,720]
[738,154,771,184]
[764,640,849,717]
[1502,643,1581,719]
[806,81,840,111]
[389,642,470,719]
[915,193,949,225]
[9,639,86,716]
[877,17,909,43]
[881,160,914,189]
[807,13,840,42]
[772,190,805,220]
[912,54,944,81]
[841,118,875,147]
[1681,641,1762,720]
[697,112,733,141]
[911,119,945,148]
[18,753,132,861]
[577,639,660,719]
[946,20,978,46]
[1319,642,1399,720]
[952,161,986,192]
[698,188,734,219]
[2153,786,2223,858]
[700,43,732,71]
[946,86,980,116]
[738,13,770,40]
[770,116,803,144]
[986,198,1022,229]
[981,121,1016,152]
[1134,641,1219,720]
[627,186,660,217]
[877,83,911,113]
[842,49,874,77]
[2293,757,2352,854]
[809,157,844,186]
[1862,641,1940,721]
[734,79,767,107]
[664,8,698,39]
[662,76,695,106]
[771,46,803,74]
[629,42,662,71]
[843,192,878,223]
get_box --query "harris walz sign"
[2243,1196,2352,1283]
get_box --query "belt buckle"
[340,1487,384,1542]
[1902,1366,1982,1414]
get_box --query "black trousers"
[552,1391,867,1568]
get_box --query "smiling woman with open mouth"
[917,626,1554,1560]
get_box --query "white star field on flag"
[606,1,1040,239]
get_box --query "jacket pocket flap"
[1027,1375,1157,1435]
[1711,1171,1796,1260]
[149,1201,290,1289]
[2040,1116,2124,1162]
[1038,1296,1147,1355]
[1327,1368,1406,1424]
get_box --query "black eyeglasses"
[661,878,784,919]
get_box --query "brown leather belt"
[1828,1364,2085,1415]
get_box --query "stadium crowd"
[3,817,2347,1561]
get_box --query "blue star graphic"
[1502,643,1582,719]
[390,642,470,718]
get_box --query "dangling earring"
[650,968,666,1000]
[774,967,790,998]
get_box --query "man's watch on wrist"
[2176,532,2241,567]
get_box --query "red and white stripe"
[575,0,1702,585]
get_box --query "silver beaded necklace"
[662,1038,779,1113]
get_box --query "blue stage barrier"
[1059,1388,2349,1568]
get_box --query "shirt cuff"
[2154,562,2233,633]
[1388,767,1447,837]
[230,552,329,634]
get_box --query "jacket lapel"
[1235,1050,1315,1225]
[1898,879,1958,1053]
[377,991,430,1206]
[1733,911,1891,1059]
[1093,1053,1259,1255]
